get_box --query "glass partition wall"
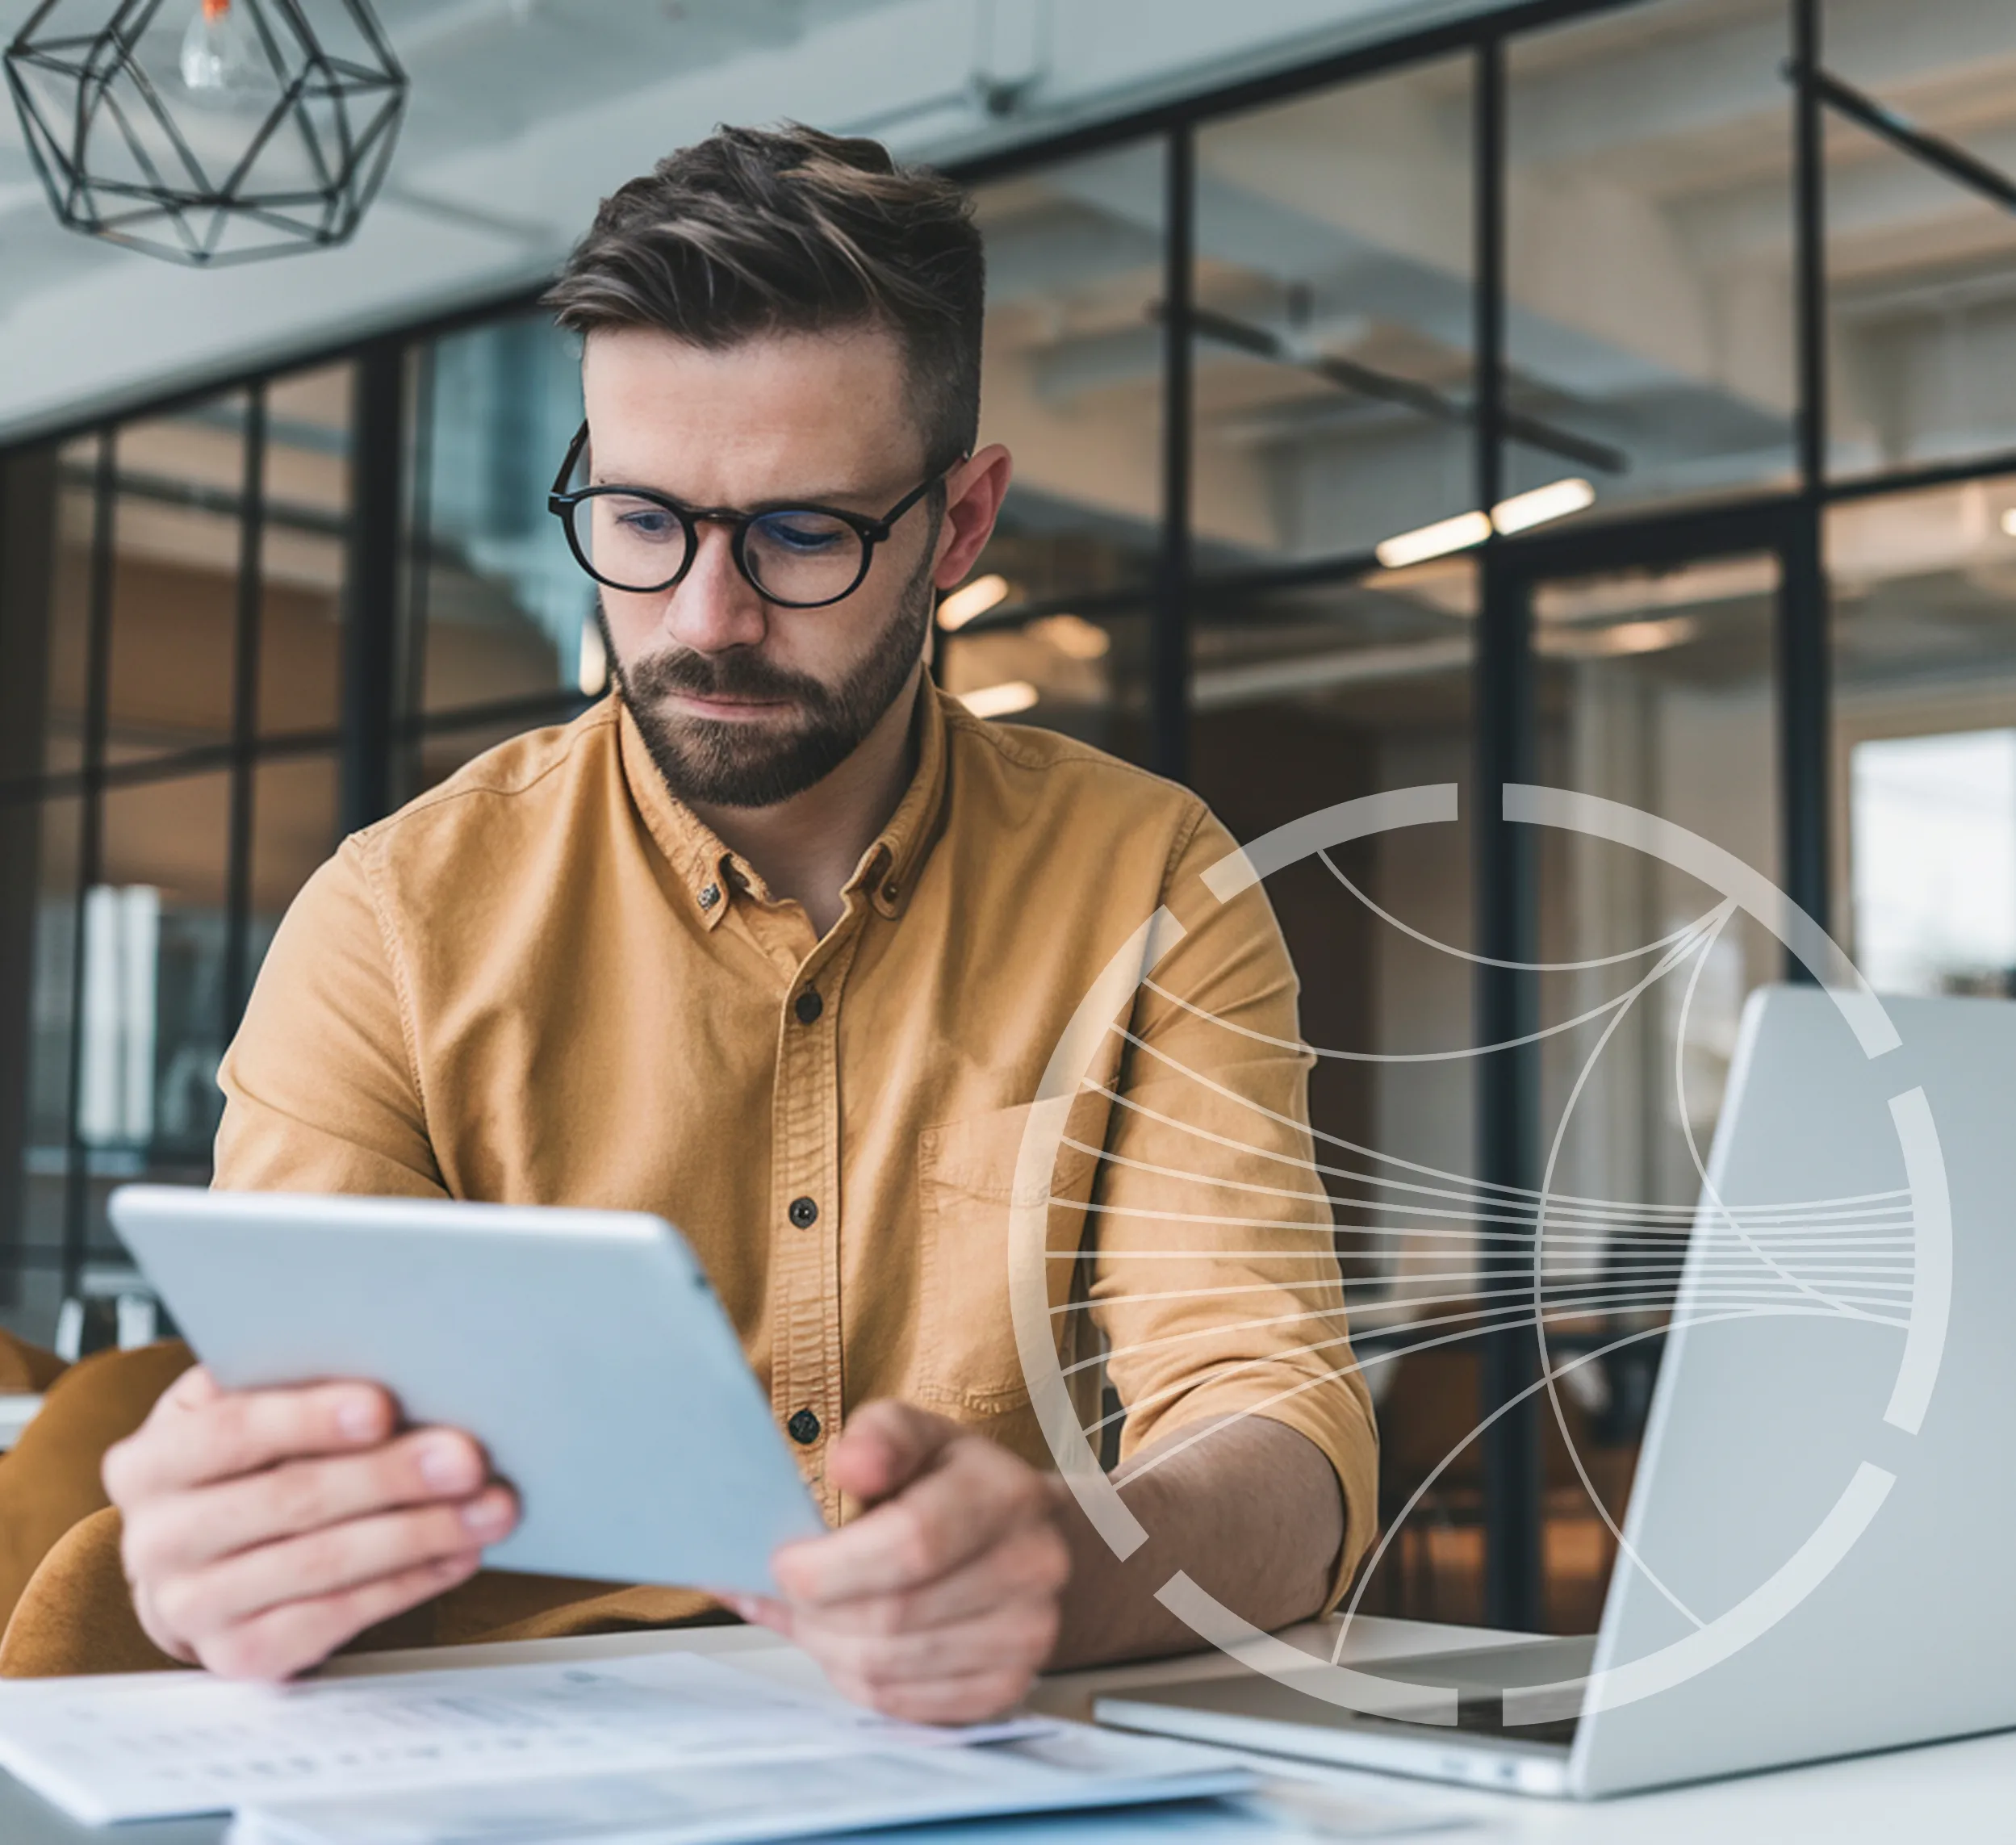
[0,320,594,1349]
[6,0,2016,1631]
[944,148,1167,755]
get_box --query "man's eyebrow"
[587,473,897,510]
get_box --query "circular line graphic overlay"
[1009,782,1949,1726]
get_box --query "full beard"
[606,542,935,811]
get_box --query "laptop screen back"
[1564,987,2016,1796]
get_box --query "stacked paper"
[0,1651,1250,1845]
[228,1726,1253,1845]
[0,1652,1044,1825]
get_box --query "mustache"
[621,643,830,709]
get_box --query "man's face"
[580,324,946,810]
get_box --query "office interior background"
[3,0,2015,1635]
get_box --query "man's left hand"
[726,1401,1072,1723]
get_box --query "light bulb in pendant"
[179,0,261,98]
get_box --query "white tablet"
[107,1186,827,1596]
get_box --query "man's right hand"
[102,1366,517,1679]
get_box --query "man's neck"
[684,666,926,937]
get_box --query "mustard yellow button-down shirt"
[214,683,1378,1619]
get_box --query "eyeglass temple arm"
[869,458,967,539]
[550,420,591,500]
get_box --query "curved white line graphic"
[1884,1087,1949,1435]
[1504,1462,1897,1724]
[1502,784,1899,1061]
[1010,780,1941,1726]
[1202,784,1458,900]
[1008,896,1459,1722]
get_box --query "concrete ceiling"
[966,0,2016,570]
[0,0,1505,444]
[10,0,2016,593]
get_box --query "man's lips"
[663,690,796,720]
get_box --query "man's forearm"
[1048,1416,1347,1670]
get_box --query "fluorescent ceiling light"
[959,680,1040,719]
[1374,510,1492,569]
[1031,613,1111,659]
[938,573,1010,630]
[1374,478,1597,571]
[1493,477,1596,535]
[1604,616,1696,655]
[1542,615,1700,659]
[2001,509,2016,539]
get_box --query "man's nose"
[661,522,768,653]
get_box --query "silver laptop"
[1098,986,2016,1797]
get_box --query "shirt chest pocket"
[914,1102,1101,1416]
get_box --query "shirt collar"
[845,677,949,922]
[614,679,952,930]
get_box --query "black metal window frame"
[4,0,2016,1625]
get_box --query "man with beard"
[0,126,1377,1718]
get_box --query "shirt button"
[788,1195,818,1228]
[794,989,823,1025]
[787,1408,822,1445]
[697,883,720,910]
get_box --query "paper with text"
[225,1727,1258,1845]
[0,1650,1047,1825]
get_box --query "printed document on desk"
[0,1650,1047,1826]
[227,1727,1258,1845]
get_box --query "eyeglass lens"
[572,495,866,604]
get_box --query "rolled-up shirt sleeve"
[1085,804,1379,1605]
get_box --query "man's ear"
[934,445,1014,590]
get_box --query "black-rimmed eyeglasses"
[546,420,952,609]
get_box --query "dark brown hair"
[546,123,984,471]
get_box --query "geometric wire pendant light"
[4,0,407,266]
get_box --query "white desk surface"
[4,1613,2014,1842]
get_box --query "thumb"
[162,1365,221,1412]
[824,1400,961,1505]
